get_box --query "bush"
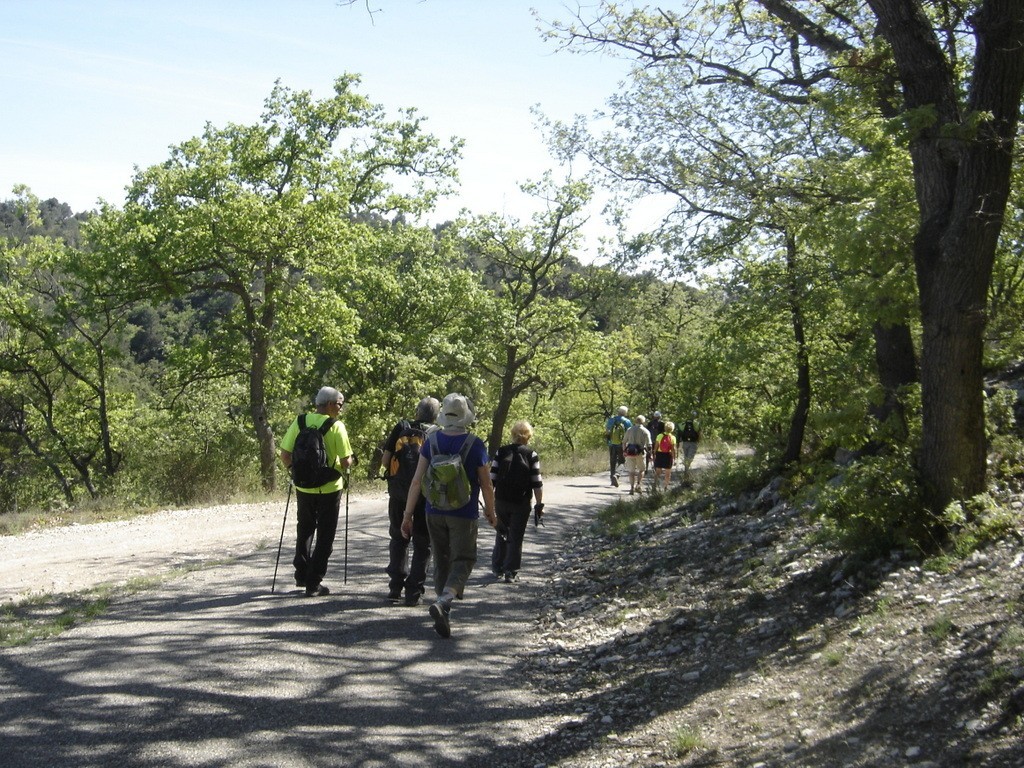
[810,446,928,556]
[939,492,1021,557]
[710,447,775,497]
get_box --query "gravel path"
[0,473,622,767]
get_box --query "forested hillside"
[2,1,1024,562]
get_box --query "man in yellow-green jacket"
[279,386,354,596]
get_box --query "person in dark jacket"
[679,415,701,481]
[489,420,544,583]
[379,397,439,605]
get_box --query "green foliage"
[460,176,601,451]
[670,726,705,756]
[983,385,1024,500]
[938,493,1021,559]
[924,614,955,643]
[710,450,777,497]
[118,389,260,507]
[986,387,1019,439]
[986,172,1024,362]
[597,489,673,537]
[0,191,87,248]
[0,205,138,508]
[2,0,1022,549]
[810,446,927,556]
[86,75,463,490]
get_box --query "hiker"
[646,411,665,474]
[622,414,652,495]
[679,415,701,480]
[652,420,677,491]
[278,386,354,597]
[400,393,497,638]
[379,397,439,606]
[604,405,632,487]
[490,420,544,583]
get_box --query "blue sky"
[2,0,635,243]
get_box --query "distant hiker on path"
[680,416,701,481]
[604,406,632,487]
[278,386,354,597]
[646,411,665,474]
[652,420,677,492]
[490,420,544,583]
[622,415,652,495]
[401,393,497,638]
[380,397,439,606]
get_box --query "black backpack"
[290,414,341,488]
[494,444,533,502]
[388,420,428,496]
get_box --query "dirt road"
[0,472,626,767]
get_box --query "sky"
[2,0,641,254]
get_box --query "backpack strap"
[428,431,475,464]
[297,414,334,434]
[457,434,474,463]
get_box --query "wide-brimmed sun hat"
[437,393,475,429]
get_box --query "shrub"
[940,493,1021,557]
[811,446,927,556]
[710,447,775,497]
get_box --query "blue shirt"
[420,431,490,518]
[605,415,632,445]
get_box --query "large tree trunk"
[488,385,514,456]
[870,319,918,436]
[868,0,1024,514]
[487,347,520,454]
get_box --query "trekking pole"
[271,482,293,593]
[343,470,350,585]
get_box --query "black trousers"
[491,497,531,575]
[387,490,430,597]
[293,489,341,589]
[608,444,623,478]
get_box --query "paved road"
[0,472,627,767]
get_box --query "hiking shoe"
[429,601,451,638]
[611,476,619,487]
[404,589,423,607]
[388,588,403,601]
[503,571,518,583]
[305,584,330,597]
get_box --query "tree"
[0,191,135,503]
[92,76,462,489]
[332,221,487,446]
[551,58,853,467]
[547,0,1024,519]
[461,178,598,452]
[866,0,1024,512]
